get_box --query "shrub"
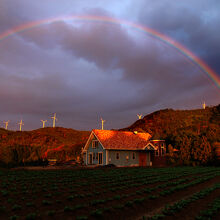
[42,200,52,205]
[90,209,103,217]
[64,206,73,212]
[12,204,22,211]
[148,195,159,200]
[10,216,19,220]
[47,210,55,216]
[25,213,37,220]
[76,216,88,220]
[26,202,34,207]
[0,205,6,213]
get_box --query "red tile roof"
[92,129,151,150]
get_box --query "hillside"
[120,104,220,165]
[121,105,220,142]
[0,127,90,166]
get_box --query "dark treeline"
[121,104,220,166]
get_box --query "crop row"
[147,183,220,220]
[195,197,220,220]
[0,167,218,187]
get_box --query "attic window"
[92,140,99,149]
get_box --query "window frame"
[92,140,99,149]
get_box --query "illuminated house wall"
[107,150,139,166]
[85,136,106,165]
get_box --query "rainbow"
[0,15,219,89]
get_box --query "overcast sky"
[0,0,219,131]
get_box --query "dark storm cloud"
[137,0,220,73]
[0,1,219,130]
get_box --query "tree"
[192,136,213,165]
[179,136,192,165]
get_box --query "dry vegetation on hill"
[0,127,90,167]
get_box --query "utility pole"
[18,120,24,131]
[3,120,9,130]
[137,114,142,119]
[101,118,105,130]
[41,120,47,128]
[51,113,57,128]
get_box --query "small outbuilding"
[82,129,166,167]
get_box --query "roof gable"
[83,131,105,151]
[144,143,156,150]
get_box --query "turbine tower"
[137,114,142,119]
[203,101,206,110]
[51,113,57,128]
[101,118,105,130]
[41,120,47,128]
[18,120,24,131]
[3,120,9,130]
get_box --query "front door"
[139,152,147,166]
[98,153,103,165]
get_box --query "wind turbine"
[3,120,10,130]
[51,113,57,128]
[137,114,142,119]
[101,118,105,130]
[41,120,47,128]
[18,120,24,131]
[203,101,206,110]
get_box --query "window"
[98,153,103,165]
[161,143,166,156]
[96,153,98,160]
[93,153,95,160]
[132,152,136,159]
[92,140,98,148]
[116,152,120,160]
